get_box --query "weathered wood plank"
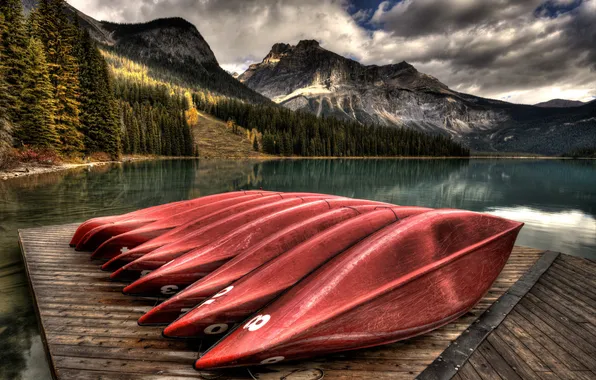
[531,284,596,324]
[476,341,522,380]
[486,330,543,380]
[492,325,549,372]
[501,318,588,380]
[467,351,501,380]
[507,311,587,371]
[518,297,596,354]
[457,363,481,380]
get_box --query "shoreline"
[2,155,593,180]
[0,154,274,180]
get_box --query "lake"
[1,158,595,379]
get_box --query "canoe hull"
[123,199,392,296]
[94,193,271,263]
[101,192,342,265]
[193,210,523,369]
[74,191,270,251]
[161,206,433,336]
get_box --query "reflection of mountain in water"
[448,160,596,216]
[250,159,471,205]
[487,207,596,260]
[250,159,596,219]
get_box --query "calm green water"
[1,158,595,379]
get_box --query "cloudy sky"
[68,0,596,105]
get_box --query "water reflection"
[487,207,596,260]
[0,158,594,379]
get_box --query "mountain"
[240,41,596,155]
[22,0,269,103]
[238,40,508,134]
[534,99,585,108]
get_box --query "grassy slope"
[193,111,261,159]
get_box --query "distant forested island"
[0,0,469,171]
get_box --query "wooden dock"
[18,224,596,380]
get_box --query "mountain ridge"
[534,99,585,108]
[22,0,270,103]
[239,40,596,155]
[238,39,509,135]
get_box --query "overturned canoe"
[70,190,266,247]
[99,192,338,264]
[75,190,273,251]
[112,196,341,283]
[122,198,391,296]
[150,206,432,330]
[137,206,366,325]
[92,192,270,262]
[193,209,523,369]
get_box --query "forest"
[1,0,469,169]
[0,0,195,167]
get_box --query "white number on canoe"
[204,323,229,335]
[201,299,215,306]
[160,285,178,295]
[213,286,233,298]
[260,356,285,365]
[120,247,129,253]
[243,314,270,332]
[140,270,151,278]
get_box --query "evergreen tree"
[0,0,28,124]
[17,36,60,148]
[0,13,14,162]
[253,136,259,152]
[36,0,84,155]
[76,28,120,157]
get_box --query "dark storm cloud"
[68,0,596,104]
[367,0,596,102]
[371,0,542,37]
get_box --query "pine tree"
[36,0,84,155]
[0,0,28,125]
[0,13,14,163]
[253,136,259,152]
[76,28,120,157]
[17,36,60,148]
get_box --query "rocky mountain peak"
[271,43,293,54]
[239,39,451,101]
[296,39,321,49]
[534,99,585,108]
[101,17,218,65]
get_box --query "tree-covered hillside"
[0,0,195,166]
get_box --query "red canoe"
[193,210,523,369]
[75,191,273,251]
[161,206,432,337]
[93,192,270,262]
[99,192,336,264]
[121,199,391,296]
[143,206,431,327]
[112,196,341,284]
[70,191,265,246]
[137,206,365,325]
